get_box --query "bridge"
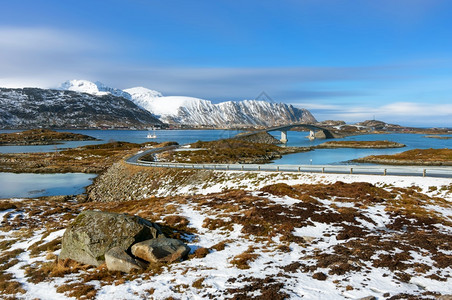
[126,147,452,178]
[239,123,336,144]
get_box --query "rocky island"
[316,140,406,149]
[354,148,452,166]
[145,139,311,164]
[0,129,98,146]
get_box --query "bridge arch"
[264,123,334,144]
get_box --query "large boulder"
[59,210,162,266]
[105,247,146,273]
[131,237,190,263]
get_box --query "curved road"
[126,147,452,178]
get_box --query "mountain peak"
[59,80,132,99]
[59,79,317,126]
[59,80,109,96]
[124,87,163,98]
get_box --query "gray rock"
[438,296,452,300]
[359,297,376,300]
[131,237,190,263]
[59,210,162,266]
[105,247,145,273]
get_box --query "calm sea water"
[270,132,452,165]
[0,129,450,198]
[0,173,96,198]
[0,129,241,153]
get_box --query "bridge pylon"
[280,131,288,144]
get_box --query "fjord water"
[0,129,241,198]
[1,129,450,163]
[0,173,96,198]
[0,129,241,153]
[0,129,450,198]
[270,132,452,165]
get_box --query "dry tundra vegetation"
[0,141,177,173]
[316,140,406,149]
[145,139,308,164]
[355,148,452,166]
[0,129,98,145]
[1,178,452,299]
[1,131,452,299]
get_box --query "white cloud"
[0,27,450,127]
[304,101,452,126]
[0,27,112,88]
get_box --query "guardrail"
[126,148,452,178]
[129,160,451,178]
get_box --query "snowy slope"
[59,80,317,127]
[59,80,132,99]
[0,87,162,129]
[124,86,317,126]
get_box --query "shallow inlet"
[0,173,96,198]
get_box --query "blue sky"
[1,0,451,126]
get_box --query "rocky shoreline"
[354,148,452,166]
[354,158,452,166]
[0,129,98,146]
[316,140,406,149]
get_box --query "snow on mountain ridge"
[59,80,109,96]
[59,80,317,126]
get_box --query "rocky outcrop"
[86,161,221,202]
[316,141,406,149]
[233,131,281,144]
[131,237,190,263]
[59,210,162,266]
[0,129,98,146]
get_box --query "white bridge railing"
[125,147,452,178]
[127,159,452,178]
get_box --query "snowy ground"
[0,172,451,299]
[156,170,452,200]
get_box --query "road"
[126,147,452,178]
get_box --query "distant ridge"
[60,80,317,127]
[0,87,162,129]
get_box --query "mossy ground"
[1,179,451,299]
[355,148,452,165]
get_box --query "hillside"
[0,87,162,129]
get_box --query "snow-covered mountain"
[59,80,132,99]
[59,80,317,127]
[0,87,161,129]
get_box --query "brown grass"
[0,129,97,146]
[191,247,210,259]
[230,247,259,269]
[355,148,452,165]
[56,283,97,299]
[24,258,91,283]
[0,201,17,211]
[192,277,206,289]
[152,139,305,164]
[0,141,145,173]
[317,140,404,148]
[28,238,61,256]
[210,241,228,251]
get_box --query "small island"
[425,135,452,140]
[354,148,452,166]
[0,141,151,173]
[0,129,98,146]
[142,139,310,164]
[316,140,405,149]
